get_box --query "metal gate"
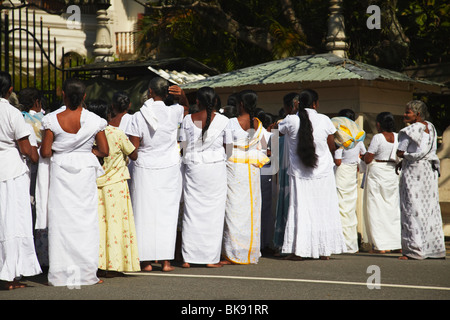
[0,4,79,109]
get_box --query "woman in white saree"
[334,109,366,254]
[127,77,185,272]
[40,78,109,287]
[363,112,401,253]
[0,71,42,290]
[396,100,445,260]
[221,90,270,265]
[274,89,346,260]
[180,87,231,268]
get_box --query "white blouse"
[180,113,231,164]
[335,142,366,164]
[279,109,336,179]
[0,98,31,181]
[127,100,184,169]
[367,133,398,161]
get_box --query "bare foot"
[2,280,27,290]
[141,262,153,272]
[398,255,409,260]
[97,279,104,284]
[219,260,232,265]
[319,256,330,260]
[162,261,175,272]
[182,262,190,268]
[206,263,223,268]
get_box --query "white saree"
[398,121,445,259]
[127,99,184,262]
[222,118,270,264]
[180,113,230,264]
[363,133,401,251]
[38,109,106,287]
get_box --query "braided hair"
[297,89,318,168]
[239,90,258,130]
[196,86,216,140]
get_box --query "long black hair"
[297,89,318,168]
[239,89,258,129]
[376,112,396,132]
[196,86,216,140]
[62,78,86,109]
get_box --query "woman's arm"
[93,130,109,158]
[17,136,33,159]
[127,148,138,161]
[40,129,54,158]
[327,134,336,156]
[364,152,375,164]
[129,135,141,151]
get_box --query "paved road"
[2,251,449,306]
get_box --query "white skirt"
[131,164,182,261]
[282,173,347,258]
[335,163,359,253]
[223,161,262,264]
[47,163,100,287]
[182,161,227,264]
[363,162,401,251]
[0,172,42,281]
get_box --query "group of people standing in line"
[0,69,446,290]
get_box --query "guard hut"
[180,52,446,241]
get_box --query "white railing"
[115,31,135,55]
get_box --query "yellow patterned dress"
[97,126,140,272]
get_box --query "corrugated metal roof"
[147,66,209,85]
[181,53,444,90]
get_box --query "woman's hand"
[395,160,403,175]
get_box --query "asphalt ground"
[1,246,449,317]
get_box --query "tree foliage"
[136,0,449,72]
[135,0,449,132]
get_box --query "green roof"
[181,53,444,91]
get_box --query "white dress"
[126,99,184,261]
[180,113,230,264]
[334,142,366,253]
[41,108,106,287]
[279,110,346,258]
[0,98,42,282]
[222,118,270,264]
[363,133,401,251]
[397,122,445,259]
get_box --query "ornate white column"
[326,0,348,58]
[93,8,114,62]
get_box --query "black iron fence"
[1,5,82,110]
